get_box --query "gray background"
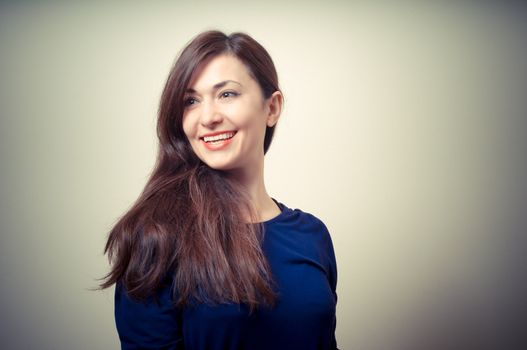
[1,1,526,349]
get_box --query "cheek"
[181,115,194,139]
[182,116,202,152]
[236,103,267,132]
[249,113,269,138]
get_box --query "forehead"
[187,54,254,91]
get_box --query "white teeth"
[203,132,235,142]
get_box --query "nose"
[200,99,223,127]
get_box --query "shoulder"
[271,201,335,247]
[278,204,338,285]
[280,202,331,237]
[287,207,338,289]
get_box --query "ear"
[266,91,283,127]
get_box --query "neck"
[226,158,279,223]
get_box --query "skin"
[182,54,283,222]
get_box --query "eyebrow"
[185,80,242,94]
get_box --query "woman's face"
[182,54,281,173]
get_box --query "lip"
[200,130,237,151]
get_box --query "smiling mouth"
[201,131,237,144]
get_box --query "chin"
[202,160,235,172]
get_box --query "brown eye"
[220,91,239,98]
[184,97,198,107]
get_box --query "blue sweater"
[114,199,338,350]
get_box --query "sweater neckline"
[260,198,288,226]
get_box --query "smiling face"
[182,54,281,173]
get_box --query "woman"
[101,30,338,350]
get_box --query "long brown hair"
[100,30,282,311]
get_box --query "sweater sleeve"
[317,218,339,350]
[328,234,339,350]
[114,281,184,350]
[325,228,338,350]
